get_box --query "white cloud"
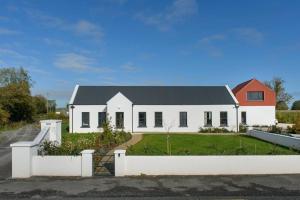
[198,34,226,44]
[54,53,112,73]
[232,28,264,44]
[73,20,103,40]
[0,28,20,35]
[26,9,103,41]
[136,0,198,31]
[121,62,140,72]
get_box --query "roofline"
[69,84,79,104]
[225,85,239,105]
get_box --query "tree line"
[0,67,55,126]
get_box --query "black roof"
[72,86,236,105]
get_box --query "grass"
[127,134,299,155]
[276,110,300,124]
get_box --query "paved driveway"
[0,125,40,180]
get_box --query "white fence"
[247,130,300,150]
[114,150,300,176]
[10,120,94,178]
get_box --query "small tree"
[163,120,174,155]
[265,77,292,109]
[291,100,300,110]
[33,95,47,114]
[276,101,289,110]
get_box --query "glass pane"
[155,112,162,127]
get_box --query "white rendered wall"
[115,151,300,176]
[70,105,107,133]
[248,130,300,150]
[239,106,276,126]
[133,105,237,132]
[32,156,82,176]
[107,92,133,132]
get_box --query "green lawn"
[127,134,299,155]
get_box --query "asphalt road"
[1,175,300,199]
[0,125,40,180]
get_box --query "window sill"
[204,125,213,127]
[138,126,147,128]
[220,125,228,127]
[179,126,188,128]
[154,126,163,128]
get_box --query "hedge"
[276,111,300,124]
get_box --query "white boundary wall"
[10,120,94,178]
[114,150,300,176]
[247,130,300,150]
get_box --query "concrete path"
[0,124,40,180]
[2,175,300,199]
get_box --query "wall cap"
[114,149,126,154]
[10,141,34,147]
[40,120,62,123]
[81,149,95,154]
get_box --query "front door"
[116,112,124,129]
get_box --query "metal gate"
[93,150,115,176]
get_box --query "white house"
[68,79,276,134]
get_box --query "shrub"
[287,118,300,134]
[239,124,248,133]
[292,100,300,110]
[276,111,300,124]
[0,106,10,126]
[199,127,233,133]
[268,125,282,134]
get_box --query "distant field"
[276,110,300,124]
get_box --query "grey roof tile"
[72,86,236,105]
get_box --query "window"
[82,112,90,127]
[138,112,147,127]
[247,91,264,101]
[116,112,124,129]
[204,112,212,126]
[220,112,228,127]
[98,112,106,127]
[179,112,187,127]
[241,112,247,125]
[155,112,163,127]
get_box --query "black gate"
[93,149,115,176]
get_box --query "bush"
[239,124,248,133]
[199,127,233,133]
[0,106,10,126]
[287,119,300,134]
[292,100,300,110]
[276,111,300,124]
[268,125,282,134]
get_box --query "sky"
[0,0,299,107]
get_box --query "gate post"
[114,149,126,176]
[81,150,95,177]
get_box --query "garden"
[39,117,132,156]
[127,134,299,155]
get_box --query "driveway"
[0,125,40,180]
[1,175,300,199]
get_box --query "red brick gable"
[233,79,276,106]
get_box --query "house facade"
[232,79,276,126]
[68,79,276,133]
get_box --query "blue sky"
[0,0,299,107]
